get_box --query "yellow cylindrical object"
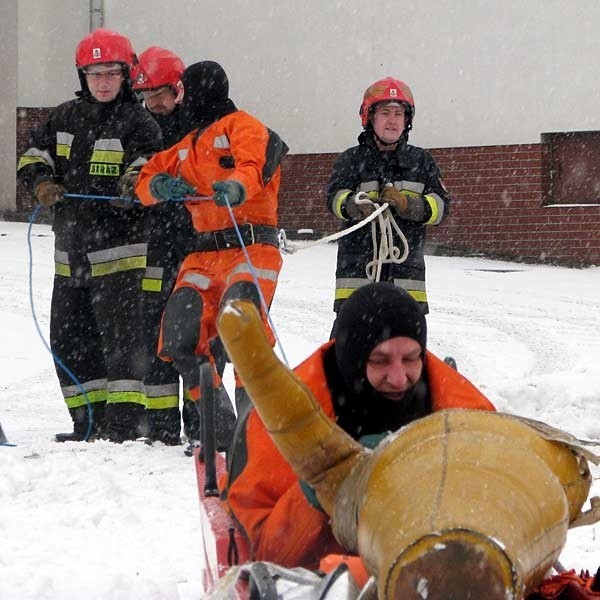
[356,410,591,599]
[217,300,365,514]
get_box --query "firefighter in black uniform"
[131,46,193,445]
[17,28,162,443]
[326,77,450,332]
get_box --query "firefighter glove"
[117,170,139,199]
[344,192,378,220]
[381,187,424,220]
[150,173,196,202]
[212,180,246,207]
[34,180,65,208]
[109,197,135,210]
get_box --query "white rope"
[280,192,409,283]
[362,198,410,281]
[280,196,389,253]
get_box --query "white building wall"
[14,1,600,156]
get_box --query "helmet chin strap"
[371,122,411,150]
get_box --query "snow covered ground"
[1,219,599,599]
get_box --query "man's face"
[371,102,406,145]
[365,336,423,401]
[142,86,177,115]
[83,63,124,103]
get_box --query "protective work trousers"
[141,207,229,445]
[141,207,190,445]
[50,244,148,442]
[158,243,282,448]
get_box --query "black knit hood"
[329,283,430,438]
[335,282,427,395]
[180,61,237,131]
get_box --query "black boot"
[148,407,182,446]
[183,399,201,456]
[214,384,236,453]
[234,387,252,423]
[227,388,254,482]
[182,387,236,456]
[105,402,145,443]
[55,402,107,442]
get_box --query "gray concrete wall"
[12,1,600,155]
[104,0,600,153]
[0,1,18,211]
[17,0,88,107]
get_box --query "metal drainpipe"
[90,0,104,31]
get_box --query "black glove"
[150,173,196,202]
[111,171,139,209]
[34,180,65,208]
[212,180,246,207]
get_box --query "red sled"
[194,448,250,596]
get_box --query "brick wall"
[15,107,52,217]
[15,107,600,266]
[428,144,600,266]
[279,145,600,266]
[277,153,339,238]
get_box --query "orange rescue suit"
[135,111,284,364]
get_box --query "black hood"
[334,282,427,396]
[180,61,237,131]
[329,283,430,438]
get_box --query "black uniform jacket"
[18,92,162,284]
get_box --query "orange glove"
[34,180,66,208]
[380,187,412,211]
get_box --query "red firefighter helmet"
[132,46,185,91]
[359,77,415,128]
[75,28,136,71]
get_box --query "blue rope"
[224,201,290,368]
[64,193,135,202]
[64,193,211,203]
[28,206,94,441]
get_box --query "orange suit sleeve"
[135,133,194,206]
[226,409,344,569]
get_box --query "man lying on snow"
[214,282,599,599]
